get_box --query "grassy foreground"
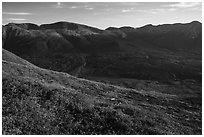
[2,49,202,135]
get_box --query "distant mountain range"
[3,21,202,53]
[2,21,202,81]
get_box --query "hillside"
[2,21,202,82]
[2,49,202,134]
[121,21,202,51]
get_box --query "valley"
[2,21,202,135]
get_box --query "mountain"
[40,21,102,33]
[2,49,202,134]
[121,21,202,51]
[2,21,202,82]
[5,23,41,30]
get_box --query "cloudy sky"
[2,2,202,29]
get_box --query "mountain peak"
[40,21,79,30]
[39,21,102,32]
[190,21,201,24]
[6,23,40,30]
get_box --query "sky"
[2,2,202,29]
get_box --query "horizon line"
[2,20,202,30]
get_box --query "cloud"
[94,3,109,7]
[57,2,61,6]
[164,2,201,8]
[121,9,131,13]
[118,2,140,6]
[53,3,95,10]
[168,8,177,11]
[6,18,27,21]
[151,8,177,13]
[121,8,135,13]
[3,12,31,15]
[69,5,94,10]
[85,7,93,10]
[133,8,177,15]
[69,6,78,9]
[121,7,174,14]
[53,2,64,8]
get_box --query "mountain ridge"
[2,20,202,82]
[4,20,201,30]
